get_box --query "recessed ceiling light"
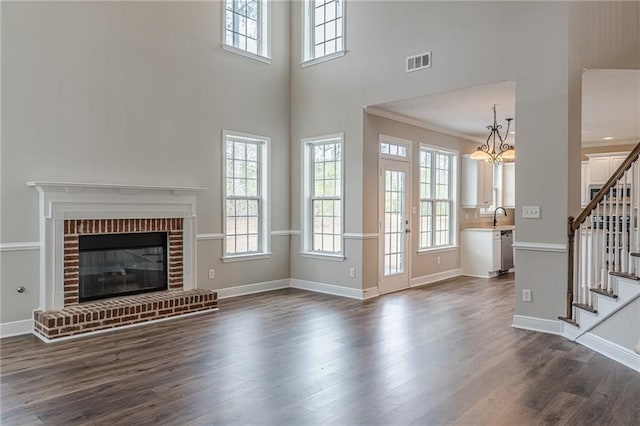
[603,136,614,140]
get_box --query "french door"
[378,159,411,294]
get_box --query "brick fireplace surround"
[29,182,216,341]
[62,218,185,305]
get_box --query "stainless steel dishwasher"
[501,230,514,271]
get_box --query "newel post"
[566,216,576,320]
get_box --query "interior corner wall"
[0,1,291,323]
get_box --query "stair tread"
[558,316,579,327]
[572,303,598,313]
[609,271,640,281]
[589,287,619,299]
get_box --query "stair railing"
[563,142,640,323]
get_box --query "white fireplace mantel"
[28,181,206,311]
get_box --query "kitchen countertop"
[462,225,516,232]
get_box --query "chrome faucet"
[493,207,507,227]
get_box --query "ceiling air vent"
[406,51,431,73]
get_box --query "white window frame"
[379,134,410,160]
[301,133,345,260]
[302,0,347,67]
[222,0,271,64]
[418,144,458,253]
[222,130,271,261]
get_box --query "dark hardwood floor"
[2,273,639,425]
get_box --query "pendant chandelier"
[470,105,515,163]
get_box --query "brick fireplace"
[28,182,217,341]
[64,218,184,304]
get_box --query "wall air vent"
[406,51,431,73]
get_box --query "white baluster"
[636,161,640,273]
[615,180,621,274]
[585,216,602,305]
[629,166,635,273]
[575,218,592,303]
[602,196,608,290]
[608,189,614,291]
[622,170,628,273]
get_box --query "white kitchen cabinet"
[502,162,515,208]
[581,161,589,207]
[587,153,629,185]
[610,156,632,184]
[462,228,514,278]
[461,155,493,208]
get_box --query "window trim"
[221,0,272,63]
[418,144,458,251]
[301,133,345,258]
[301,0,347,66]
[222,130,271,260]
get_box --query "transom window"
[419,147,456,249]
[224,132,269,257]
[223,0,269,59]
[303,0,346,63]
[303,134,343,255]
[380,136,409,158]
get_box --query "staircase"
[562,142,640,372]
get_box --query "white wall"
[592,298,640,351]
[0,1,291,323]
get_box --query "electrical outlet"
[208,269,215,280]
[523,289,532,302]
[522,206,541,219]
[349,268,356,278]
[437,256,441,265]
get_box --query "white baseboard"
[216,279,290,300]
[410,269,463,288]
[362,286,379,300]
[512,314,563,335]
[577,332,640,373]
[0,319,34,338]
[290,279,365,300]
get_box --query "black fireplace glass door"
[79,232,167,302]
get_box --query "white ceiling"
[369,69,640,146]
[582,69,640,144]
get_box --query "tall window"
[419,147,456,249]
[223,0,269,59]
[303,0,346,63]
[224,131,269,257]
[303,135,343,255]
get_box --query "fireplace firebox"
[79,232,168,302]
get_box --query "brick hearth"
[34,289,217,340]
